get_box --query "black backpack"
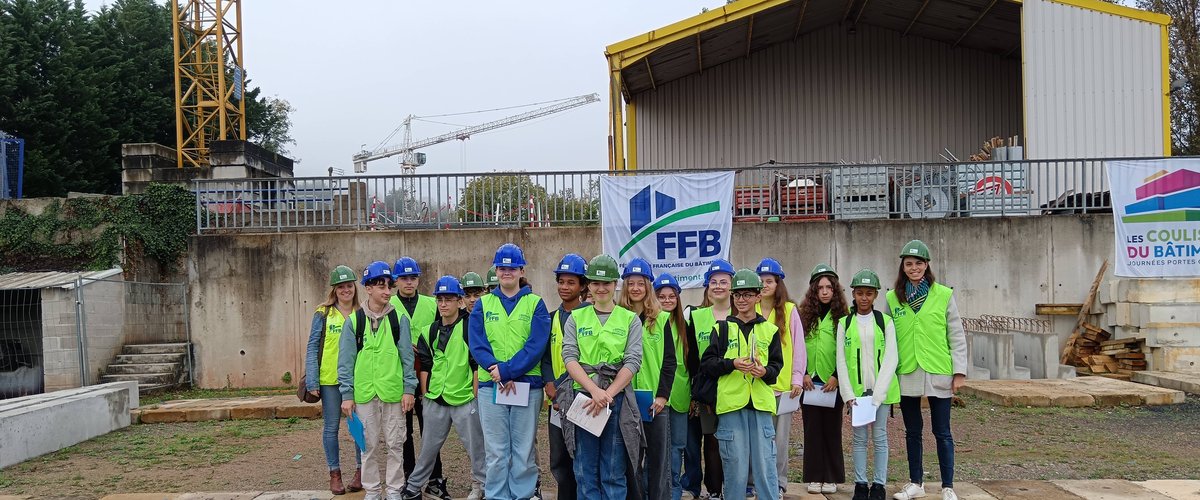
[842,310,886,333]
[354,309,403,353]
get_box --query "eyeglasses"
[732,292,758,301]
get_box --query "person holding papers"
[337,261,417,500]
[559,254,645,500]
[886,241,969,500]
[619,258,675,500]
[541,253,589,500]
[699,269,783,500]
[798,263,850,494]
[400,276,485,500]
[656,273,702,500]
[754,258,806,500]
[468,243,551,500]
[836,269,899,500]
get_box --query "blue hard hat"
[555,253,587,277]
[703,259,735,284]
[433,275,464,296]
[654,273,681,293]
[756,258,786,279]
[493,243,527,268]
[622,257,654,281]
[362,261,394,285]
[393,257,421,277]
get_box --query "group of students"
[304,239,968,500]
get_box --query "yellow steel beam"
[626,101,638,170]
[172,0,245,168]
[609,70,626,171]
[1162,24,1171,155]
[1049,0,1170,25]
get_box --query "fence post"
[73,277,89,386]
[194,179,202,235]
[182,283,194,386]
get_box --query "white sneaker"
[363,493,382,500]
[807,483,822,494]
[467,484,484,500]
[942,487,958,500]
[894,482,927,500]
[821,483,838,493]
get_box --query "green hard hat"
[486,266,499,286]
[329,265,357,286]
[585,255,619,282]
[850,269,882,289]
[900,240,931,261]
[731,269,764,291]
[809,263,838,283]
[461,272,484,289]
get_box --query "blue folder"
[347,411,366,452]
[634,390,655,422]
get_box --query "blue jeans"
[715,408,778,500]
[573,393,627,500]
[669,409,702,500]
[319,385,361,470]
[852,403,890,485]
[900,396,954,488]
[477,386,543,500]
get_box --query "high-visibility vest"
[758,301,796,392]
[714,320,779,415]
[351,310,406,404]
[886,283,954,375]
[476,293,544,380]
[422,317,475,406]
[842,311,900,405]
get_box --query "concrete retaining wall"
[189,214,1115,388]
[0,381,138,468]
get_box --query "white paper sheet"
[802,384,837,408]
[493,381,531,406]
[549,409,563,428]
[851,400,879,427]
[777,393,801,415]
[565,393,611,437]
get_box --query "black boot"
[853,482,869,500]
[869,483,886,500]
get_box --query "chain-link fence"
[0,275,189,399]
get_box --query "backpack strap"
[388,310,402,353]
[873,310,885,332]
[316,307,330,368]
[843,314,853,332]
[355,309,367,352]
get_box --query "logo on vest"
[485,311,501,322]
[578,326,595,337]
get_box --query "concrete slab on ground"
[98,495,181,500]
[173,494,261,500]
[976,480,1085,499]
[1053,479,1173,499]
[252,492,333,500]
[0,381,138,469]
[134,396,319,423]
[0,495,33,500]
[960,376,1184,407]
[1138,480,1200,500]
[1133,371,1200,394]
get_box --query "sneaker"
[941,487,958,500]
[466,484,484,500]
[364,493,383,500]
[807,483,822,494]
[778,486,786,500]
[424,478,452,500]
[894,482,927,500]
[398,488,421,500]
[853,482,869,500]
[822,483,838,494]
[870,483,886,500]
[746,486,756,497]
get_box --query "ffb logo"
[622,185,722,259]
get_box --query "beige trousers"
[358,397,408,496]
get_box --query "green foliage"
[457,174,598,226]
[1140,0,1200,155]
[0,183,195,271]
[0,0,292,197]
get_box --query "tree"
[245,88,296,156]
[544,178,600,226]
[1139,0,1200,154]
[457,174,549,225]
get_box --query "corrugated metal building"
[604,0,1170,170]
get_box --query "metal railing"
[194,157,1132,233]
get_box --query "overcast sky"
[79,1,719,178]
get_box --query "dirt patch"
[2,395,1199,499]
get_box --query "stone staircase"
[99,342,192,394]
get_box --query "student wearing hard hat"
[690,258,735,500]
[798,263,850,495]
[754,258,807,500]
[485,266,499,293]
[305,265,364,496]
[540,253,588,500]
[699,269,784,500]
[557,254,645,500]
[389,257,448,499]
[337,261,417,500]
[400,276,485,500]
[886,240,968,500]
[461,271,486,313]
[619,257,676,500]
[836,269,899,500]
[656,272,702,500]
[468,243,552,500]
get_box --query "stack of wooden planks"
[1068,323,1111,363]
[1083,338,1148,381]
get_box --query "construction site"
[1,0,1200,499]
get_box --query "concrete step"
[1132,370,1200,394]
[137,383,176,394]
[122,343,190,355]
[115,352,186,365]
[106,362,181,375]
[100,372,176,386]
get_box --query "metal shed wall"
[1022,0,1167,158]
[632,23,1023,170]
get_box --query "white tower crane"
[353,93,600,174]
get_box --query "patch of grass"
[141,386,292,406]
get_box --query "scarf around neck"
[905,278,931,312]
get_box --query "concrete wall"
[40,279,127,391]
[0,381,137,468]
[188,214,1115,388]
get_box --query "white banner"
[600,172,734,288]
[1107,159,1200,277]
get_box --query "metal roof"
[607,0,1024,98]
[0,268,123,291]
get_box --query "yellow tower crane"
[171,0,246,169]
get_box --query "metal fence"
[0,277,190,399]
[0,133,25,200]
[194,157,1129,233]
